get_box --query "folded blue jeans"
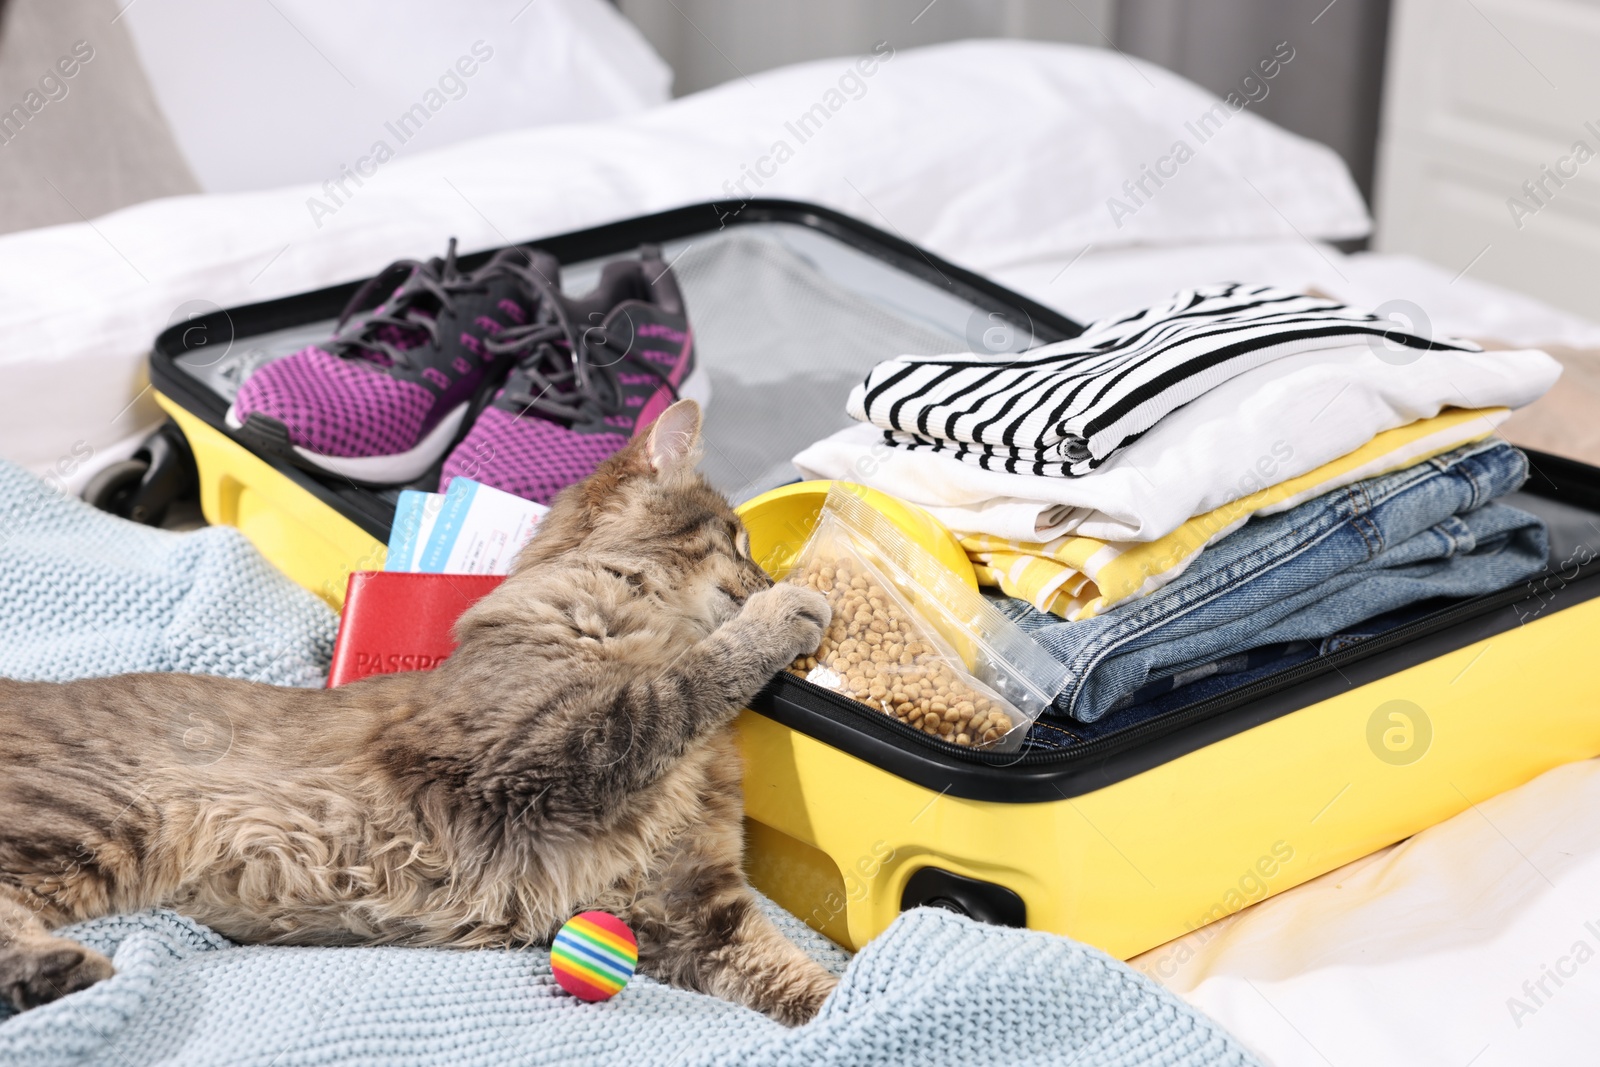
[1025,600,1452,749]
[997,441,1548,722]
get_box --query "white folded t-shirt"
[792,345,1562,543]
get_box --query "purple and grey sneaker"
[439,245,709,504]
[227,240,559,485]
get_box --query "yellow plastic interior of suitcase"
[157,393,385,610]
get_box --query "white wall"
[616,0,1116,96]
[1374,0,1600,320]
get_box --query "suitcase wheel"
[83,420,198,527]
[901,867,1027,928]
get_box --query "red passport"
[327,572,504,687]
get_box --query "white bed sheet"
[1130,758,1600,1067]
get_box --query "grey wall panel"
[1116,0,1391,205]
[0,0,199,235]
[617,0,1117,96]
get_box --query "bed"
[2,30,1596,1066]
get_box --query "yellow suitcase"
[142,200,1600,961]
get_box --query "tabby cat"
[0,399,840,1024]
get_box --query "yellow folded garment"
[962,407,1509,622]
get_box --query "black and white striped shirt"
[846,283,1480,477]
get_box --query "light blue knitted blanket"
[0,907,1258,1067]
[0,463,1259,1066]
[0,461,337,686]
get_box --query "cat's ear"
[645,399,702,474]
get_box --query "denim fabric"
[1023,600,1454,749]
[1024,644,1322,749]
[1105,642,1316,710]
[998,441,1548,722]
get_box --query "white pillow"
[119,0,671,193]
[650,38,1370,268]
[0,39,1369,487]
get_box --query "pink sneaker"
[227,241,557,485]
[440,246,708,503]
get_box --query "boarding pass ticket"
[386,478,548,575]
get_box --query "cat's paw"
[770,968,839,1027]
[0,938,115,1012]
[743,583,831,661]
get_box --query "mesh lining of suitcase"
[614,229,966,503]
[170,222,1044,507]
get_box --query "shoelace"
[328,238,506,370]
[484,275,680,425]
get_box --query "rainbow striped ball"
[550,911,638,1001]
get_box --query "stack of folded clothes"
[794,283,1562,726]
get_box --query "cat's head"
[514,399,772,618]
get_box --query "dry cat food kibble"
[778,485,1070,755]
[788,556,1013,746]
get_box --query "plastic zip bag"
[782,485,1069,752]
